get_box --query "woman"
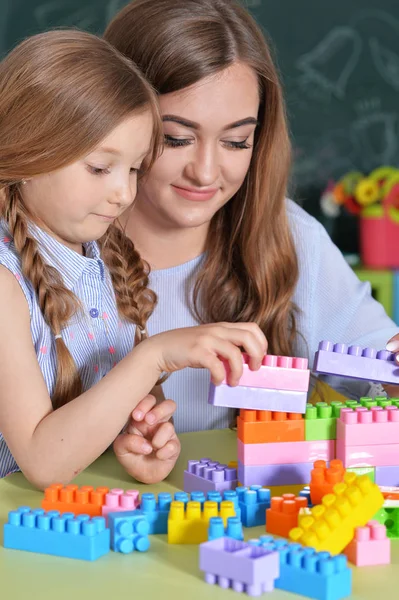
[105,0,399,442]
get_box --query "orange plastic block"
[381,486,399,501]
[310,460,346,505]
[289,473,384,555]
[266,494,308,538]
[42,484,109,516]
[237,409,305,444]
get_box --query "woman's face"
[135,61,260,232]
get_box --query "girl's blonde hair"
[105,0,299,357]
[0,30,163,408]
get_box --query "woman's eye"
[87,165,110,175]
[223,140,252,150]
[164,135,192,148]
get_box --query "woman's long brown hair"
[0,30,163,408]
[105,0,299,357]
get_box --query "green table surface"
[0,429,398,599]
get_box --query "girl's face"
[21,111,153,253]
[135,62,260,233]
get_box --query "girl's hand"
[384,334,399,396]
[147,322,267,385]
[113,394,180,484]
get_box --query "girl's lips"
[172,185,218,202]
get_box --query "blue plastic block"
[208,516,244,541]
[207,490,241,521]
[248,536,352,600]
[3,507,110,561]
[108,512,150,553]
[236,485,271,527]
[299,486,313,507]
[135,492,172,534]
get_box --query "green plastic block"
[347,466,375,482]
[373,505,399,538]
[304,401,343,440]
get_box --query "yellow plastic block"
[288,472,383,555]
[167,500,235,544]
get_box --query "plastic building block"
[373,505,399,538]
[310,460,346,505]
[168,500,235,544]
[134,492,171,534]
[344,520,390,566]
[237,409,305,444]
[42,483,109,517]
[299,486,313,506]
[336,439,399,467]
[199,537,280,596]
[108,512,150,553]
[101,488,139,522]
[3,507,110,561]
[208,516,244,541]
[236,486,271,527]
[238,439,335,466]
[249,535,352,600]
[184,458,237,494]
[266,494,308,537]
[222,353,309,391]
[380,485,399,500]
[289,472,384,555]
[313,340,399,385]
[375,465,399,486]
[347,466,375,482]
[305,402,344,441]
[209,383,307,413]
[337,405,399,445]
[238,460,313,487]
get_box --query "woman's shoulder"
[285,198,327,257]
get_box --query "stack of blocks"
[209,353,310,413]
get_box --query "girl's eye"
[164,135,192,148]
[87,165,110,175]
[223,140,252,150]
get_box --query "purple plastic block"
[375,466,399,486]
[238,461,313,487]
[208,383,307,413]
[184,458,238,494]
[313,340,399,385]
[199,537,280,596]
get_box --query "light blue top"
[147,200,399,432]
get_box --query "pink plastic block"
[336,439,399,467]
[208,383,307,413]
[184,459,238,494]
[101,489,140,521]
[222,354,309,392]
[344,520,391,566]
[313,340,399,385]
[337,406,399,445]
[237,439,335,466]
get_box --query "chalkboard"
[1,0,398,206]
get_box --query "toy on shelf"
[344,520,390,566]
[42,483,109,517]
[3,507,110,561]
[108,512,150,554]
[266,494,308,538]
[289,472,384,555]
[184,458,238,494]
[209,353,309,413]
[249,535,352,600]
[199,537,280,596]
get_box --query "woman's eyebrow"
[162,115,259,131]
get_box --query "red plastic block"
[336,439,399,467]
[337,406,399,446]
[222,354,309,391]
[310,460,346,505]
[344,520,391,566]
[313,340,399,385]
[237,410,305,444]
[102,488,140,522]
[238,439,335,466]
[42,484,109,517]
[266,494,308,538]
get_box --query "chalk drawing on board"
[351,111,398,167]
[34,1,99,29]
[296,27,362,99]
[369,39,399,92]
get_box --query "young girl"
[0,29,267,488]
[105,0,399,449]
